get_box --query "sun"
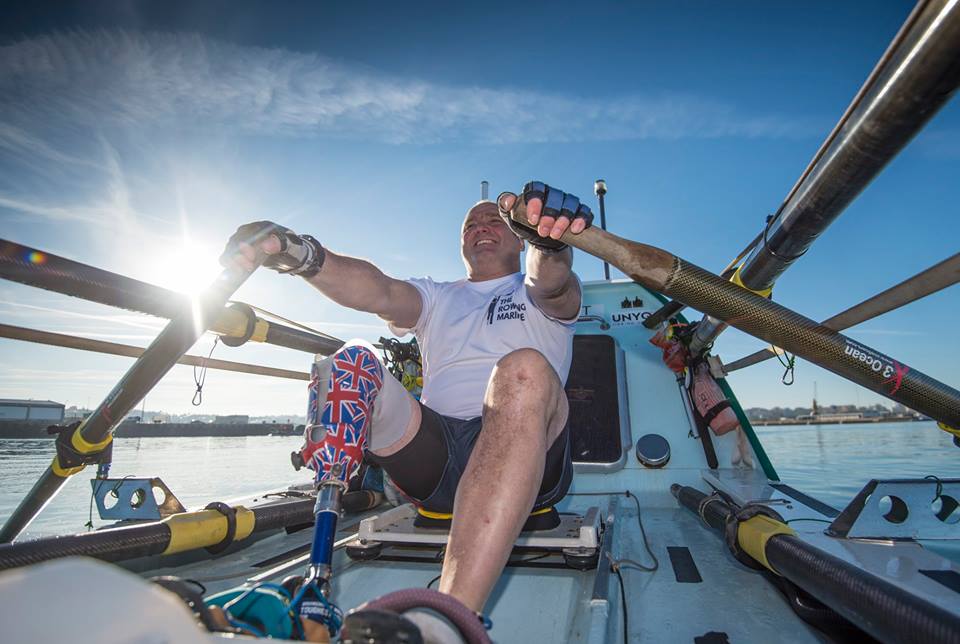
[140,239,223,297]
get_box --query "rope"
[192,337,219,406]
[568,491,659,572]
[924,475,944,504]
[609,555,629,644]
[774,346,796,385]
[85,474,135,530]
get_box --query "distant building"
[817,411,864,422]
[214,415,250,425]
[0,399,65,422]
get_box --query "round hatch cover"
[635,434,670,468]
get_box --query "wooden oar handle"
[503,195,676,291]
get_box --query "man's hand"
[220,221,325,277]
[497,182,593,253]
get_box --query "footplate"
[345,504,602,568]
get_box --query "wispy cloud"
[0,29,815,147]
[0,123,103,169]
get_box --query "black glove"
[222,221,325,277]
[500,181,594,253]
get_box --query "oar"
[504,199,960,429]
[0,323,310,381]
[724,252,960,373]
[672,484,960,642]
[0,239,343,356]
[0,497,318,570]
[0,245,266,543]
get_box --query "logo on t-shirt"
[487,293,527,324]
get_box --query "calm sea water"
[0,436,314,540]
[1,421,956,540]
[755,420,958,509]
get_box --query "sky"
[0,0,957,417]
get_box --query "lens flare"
[27,251,46,264]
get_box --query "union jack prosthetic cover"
[302,345,384,483]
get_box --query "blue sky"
[0,0,957,416]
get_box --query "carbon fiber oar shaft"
[672,484,960,644]
[0,239,343,356]
[725,252,960,372]
[506,201,960,428]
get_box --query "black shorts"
[367,402,573,515]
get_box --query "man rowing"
[222,182,593,641]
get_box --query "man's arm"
[220,222,421,329]
[302,250,422,330]
[525,247,581,320]
[498,182,593,320]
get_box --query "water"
[1,421,956,540]
[0,436,314,540]
[755,420,959,509]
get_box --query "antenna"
[594,179,610,280]
[481,181,489,201]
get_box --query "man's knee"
[491,348,554,386]
[486,349,566,439]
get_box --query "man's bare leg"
[438,348,568,612]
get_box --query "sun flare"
[140,239,223,297]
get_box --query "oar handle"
[504,195,677,290]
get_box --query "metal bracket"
[91,477,186,521]
[827,478,960,541]
[706,354,726,379]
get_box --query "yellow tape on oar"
[730,266,774,298]
[50,420,114,477]
[737,514,796,573]
[250,319,269,343]
[938,422,960,438]
[71,427,113,455]
[162,506,256,555]
[50,454,85,477]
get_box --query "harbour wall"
[0,420,301,438]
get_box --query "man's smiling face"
[460,201,524,281]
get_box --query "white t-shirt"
[390,272,577,419]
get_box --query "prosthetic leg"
[294,344,386,637]
[292,345,489,643]
[200,345,387,641]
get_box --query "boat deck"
[147,487,826,643]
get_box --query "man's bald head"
[460,199,523,281]
[462,200,499,228]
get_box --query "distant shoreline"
[750,415,926,427]
[0,420,301,438]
